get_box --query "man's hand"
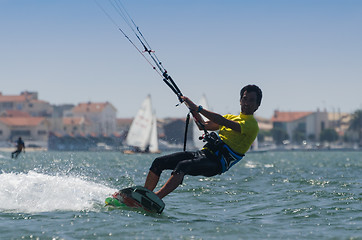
[180,96,197,112]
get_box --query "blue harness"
[204,132,244,173]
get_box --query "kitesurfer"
[11,137,25,159]
[143,84,262,199]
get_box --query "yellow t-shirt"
[218,113,259,155]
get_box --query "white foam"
[244,161,257,168]
[0,171,117,213]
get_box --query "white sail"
[148,114,159,153]
[193,94,209,149]
[125,95,159,152]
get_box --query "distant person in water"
[143,84,262,199]
[11,137,25,159]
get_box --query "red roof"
[271,111,313,122]
[0,92,49,104]
[0,110,31,117]
[0,95,27,102]
[0,117,45,126]
[72,102,116,113]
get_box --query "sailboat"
[193,94,209,149]
[123,95,160,154]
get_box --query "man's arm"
[182,96,241,132]
[199,108,241,132]
[190,109,220,131]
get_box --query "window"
[321,121,325,131]
[11,130,31,137]
[16,103,23,110]
[38,130,47,135]
[296,122,306,132]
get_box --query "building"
[0,92,53,143]
[0,91,52,117]
[271,109,329,143]
[328,112,351,138]
[0,92,122,148]
[116,118,133,133]
[0,116,49,142]
[62,117,92,136]
[72,102,117,136]
[161,118,190,145]
[255,116,273,131]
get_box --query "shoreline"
[0,147,47,152]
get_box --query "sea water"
[0,150,361,239]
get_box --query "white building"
[271,110,329,142]
[72,102,117,136]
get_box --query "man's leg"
[155,172,185,199]
[13,150,20,159]
[144,171,159,191]
[145,151,194,192]
[154,151,220,199]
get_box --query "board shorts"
[149,150,222,177]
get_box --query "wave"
[0,171,116,213]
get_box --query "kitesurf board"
[105,186,165,214]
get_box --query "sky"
[1,0,361,119]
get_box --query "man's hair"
[240,85,262,106]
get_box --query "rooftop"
[271,111,313,122]
[0,117,45,127]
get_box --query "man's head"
[240,85,262,115]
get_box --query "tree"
[271,127,289,145]
[349,109,362,145]
[258,129,271,143]
[320,128,339,143]
[308,134,316,141]
[292,130,306,144]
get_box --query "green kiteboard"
[105,186,165,214]
[105,197,123,207]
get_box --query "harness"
[204,132,244,173]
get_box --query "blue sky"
[1,0,361,119]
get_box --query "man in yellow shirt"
[144,85,262,199]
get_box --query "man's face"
[240,91,259,115]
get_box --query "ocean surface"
[0,150,361,240]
